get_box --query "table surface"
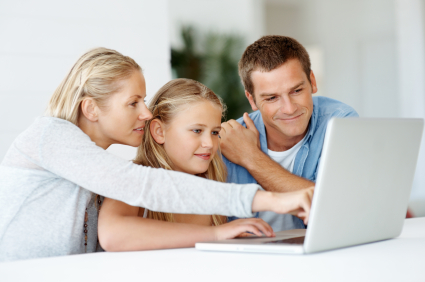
[1,217,424,282]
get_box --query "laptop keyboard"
[264,236,305,245]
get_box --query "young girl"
[98,79,312,251]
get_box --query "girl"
[98,79,312,251]
[0,48,313,261]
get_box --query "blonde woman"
[0,48,314,262]
[98,79,313,251]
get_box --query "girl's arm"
[98,187,314,252]
[98,198,274,252]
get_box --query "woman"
[0,48,313,261]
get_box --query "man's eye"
[294,88,303,93]
[266,96,276,101]
[193,129,201,133]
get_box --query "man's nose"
[279,96,297,116]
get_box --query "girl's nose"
[202,135,214,148]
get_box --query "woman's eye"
[130,101,138,106]
[211,131,219,136]
[192,129,201,134]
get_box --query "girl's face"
[158,101,222,175]
[96,70,153,149]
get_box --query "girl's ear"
[80,98,100,122]
[150,119,165,144]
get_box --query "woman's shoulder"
[26,116,90,143]
[36,116,81,131]
[8,116,91,165]
[16,116,81,139]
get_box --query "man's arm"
[220,113,314,193]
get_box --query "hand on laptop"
[283,187,315,224]
[213,218,275,240]
[252,187,314,224]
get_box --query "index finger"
[300,192,312,224]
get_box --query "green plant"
[171,26,251,120]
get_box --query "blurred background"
[1,0,424,216]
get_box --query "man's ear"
[245,91,259,111]
[80,98,99,122]
[310,70,318,94]
[150,119,165,144]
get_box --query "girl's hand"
[212,218,275,241]
[252,187,315,225]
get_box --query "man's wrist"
[244,148,267,172]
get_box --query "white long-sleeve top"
[0,117,259,261]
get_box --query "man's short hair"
[238,35,311,96]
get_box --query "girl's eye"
[193,129,201,134]
[212,131,219,136]
[130,101,138,106]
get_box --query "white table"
[1,217,425,282]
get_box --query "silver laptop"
[196,118,424,254]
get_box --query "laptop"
[196,118,424,254]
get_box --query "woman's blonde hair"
[134,78,227,226]
[46,47,141,125]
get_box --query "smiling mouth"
[133,127,145,133]
[275,113,303,121]
[195,154,211,160]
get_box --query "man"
[220,35,358,231]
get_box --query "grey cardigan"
[0,117,259,261]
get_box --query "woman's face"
[161,101,222,175]
[96,70,153,149]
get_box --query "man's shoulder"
[313,96,358,119]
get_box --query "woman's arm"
[98,198,274,252]
[26,117,259,218]
[252,187,315,224]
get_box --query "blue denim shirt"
[224,96,358,231]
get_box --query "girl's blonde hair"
[134,78,227,226]
[46,47,141,125]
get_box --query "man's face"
[247,59,317,147]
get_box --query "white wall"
[395,0,425,211]
[168,0,265,49]
[0,0,171,161]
